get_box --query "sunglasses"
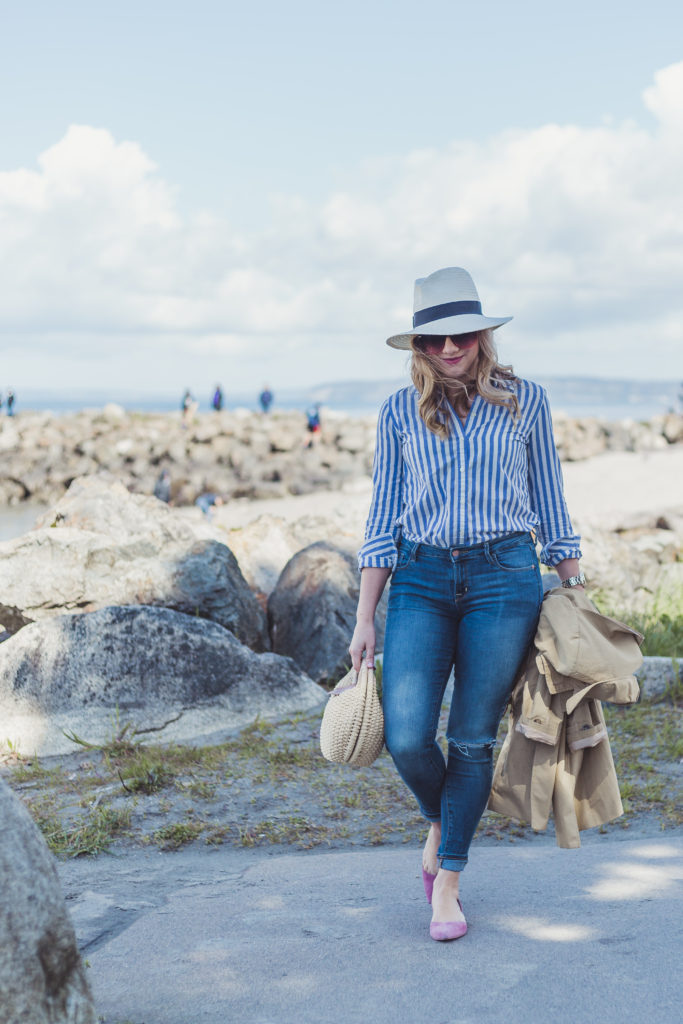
[414,332,479,353]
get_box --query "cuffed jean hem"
[440,856,468,872]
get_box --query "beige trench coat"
[488,587,643,848]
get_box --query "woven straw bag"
[319,661,384,767]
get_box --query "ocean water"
[3,373,680,422]
[0,505,48,542]
[547,401,673,422]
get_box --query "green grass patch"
[26,802,132,858]
[180,779,218,800]
[236,815,333,849]
[5,682,681,861]
[591,587,683,658]
[604,695,683,826]
[221,717,275,757]
[150,820,205,850]
[6,759,65,785]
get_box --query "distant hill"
[295,376,681,418]
[536,376,680,412]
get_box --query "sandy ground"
[561,447,683,527]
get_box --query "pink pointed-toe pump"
[422,868,437,904]
[429,899,468,942]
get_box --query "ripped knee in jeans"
[448,738,495,760]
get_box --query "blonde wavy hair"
[410,329,519,439]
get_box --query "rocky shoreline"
[0,407,375,509]
[1,406,682,509]
[1,403,681,759]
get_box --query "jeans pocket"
[392,542,416,574]
[486,538,538,572]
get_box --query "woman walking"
[349,267,584,941]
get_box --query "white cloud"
[2,63,683,389]
[643,62,683,130]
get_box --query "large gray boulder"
[226,513,360,597]
[637,656,682,699]
[0,778,95,1024]
[268,541,387,684]
[552,418,608,462]
[0,476,268,651]
[0,605,324,756]
[662,413,683,444]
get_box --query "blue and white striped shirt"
[358,379,581,570]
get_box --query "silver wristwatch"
[561,573,586,588]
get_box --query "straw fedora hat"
[386,267,512,350]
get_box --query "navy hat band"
[413,300,482,329]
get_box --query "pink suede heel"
[422,868,437,904]
[429,899,468,942]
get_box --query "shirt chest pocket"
[400,431,440,476]
[508,430,529,468]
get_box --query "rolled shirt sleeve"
[357,399,404,569]
[527,390,582,567]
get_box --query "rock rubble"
[0,476,268,651]
[1,406,681,509]
[0,407,377,508]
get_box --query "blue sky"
[2,0,683,395]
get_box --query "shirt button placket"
[458,437,466,543]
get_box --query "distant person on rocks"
[259,385,273,414]
[304,402,321,447]
[181,388,196,428]
[153,469,172,504]
[5,389,14,416]
[349,267,583,943]
[195,492,224,520]
[212,384,224,412]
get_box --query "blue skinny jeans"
[382,532,543,872]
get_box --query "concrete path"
[60,834,683,1024]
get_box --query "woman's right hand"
[349,619,376,674]
[349,566,390,673]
